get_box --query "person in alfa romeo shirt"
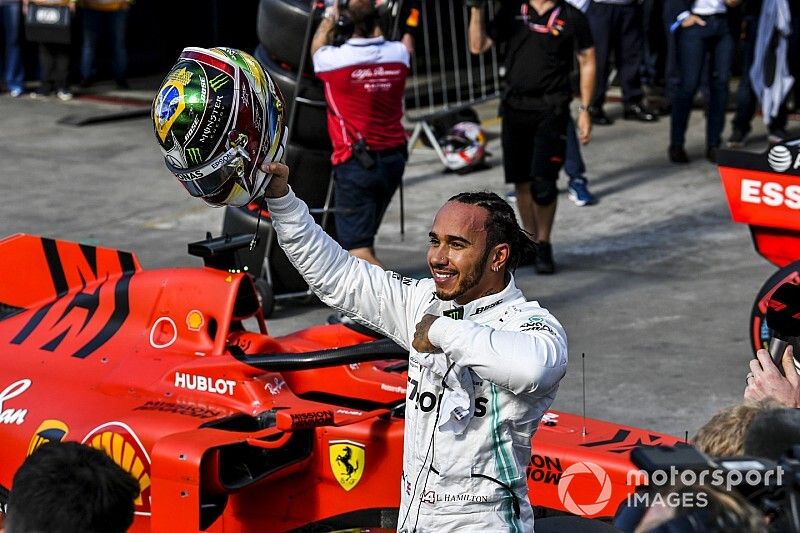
[259,158,568,532]
[311,0,410,268]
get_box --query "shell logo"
[768,145,793,172]
[557,461,613,516]
[186,310,204,331]
[82,422,152,515]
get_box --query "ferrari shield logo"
[329,440,365,491]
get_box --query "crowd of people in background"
[0,0,130,101]
[569,0,800,163]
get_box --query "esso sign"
[720,167,800,232]
[740,179,800,209]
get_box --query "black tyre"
[257,0,318,73]
[221,161,336,297]
[222,207,310,294]
[1,483,8,518]
[254,44,331,149]
[254,277,276,317]
[749,259,800,357]
[285,141,334,210]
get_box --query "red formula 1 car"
[717,138,800,355]
[0,233,680,531]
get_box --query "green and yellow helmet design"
[152,47,286,207]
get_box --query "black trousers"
[587,1,645,107]
[38,42,70,93]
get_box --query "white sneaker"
[56,90,73,101]
[9,88,23,98]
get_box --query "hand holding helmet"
[260,161,290,199]
[152,47,287,207]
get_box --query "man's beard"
[434,247,491,302]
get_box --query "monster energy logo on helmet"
[185,147,201,164]
[152,46,287,207]
[209,73,230,92]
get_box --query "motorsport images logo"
[557,460,786,516]
[557,461,613,516]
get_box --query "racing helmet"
[441,121,487,172]
[152,47,287,207]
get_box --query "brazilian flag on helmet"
[152,47,287,207]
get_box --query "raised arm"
[262,162,416,348]
[468,5,494,55]
[311,6,338,57]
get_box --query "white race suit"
[267,189,568,532]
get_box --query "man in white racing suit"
[262,161,568,532]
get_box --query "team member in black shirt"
[469,0,596,274]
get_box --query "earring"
[492,265,499,272]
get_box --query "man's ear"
[492,243,510,270]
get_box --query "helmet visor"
[166,145,247,199]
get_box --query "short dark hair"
[5,441,140,533]
[347,0,378,37]
[448,191,536,272]
[744,407,800,460]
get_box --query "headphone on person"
[332,1,354,46]
[331,0,386,45]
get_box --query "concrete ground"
[0,79,790,439]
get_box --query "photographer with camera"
[625,483,765,532]
[745,406,800,462]
[692,399,780,458]
[311,0,410,268]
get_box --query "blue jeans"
[1,2,24,92]
[564,117,585,181]
[669,15,734,148]
[334,150,405,250]
[80,9,128,82]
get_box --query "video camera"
[619,444,800,532]
[322,0,402,46]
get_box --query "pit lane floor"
[0,81,785,439]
